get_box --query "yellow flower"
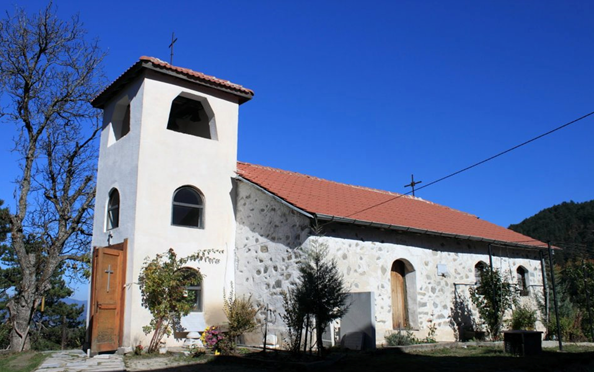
[214,350,220,356]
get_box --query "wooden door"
[391,260,407,329]
[89,241,127,354]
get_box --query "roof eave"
[91,60,145,108]
[92,60,254,109]
[315,213,546,251]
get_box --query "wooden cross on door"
[105,264,114,292]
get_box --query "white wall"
[92,70,241,347]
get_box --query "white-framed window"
[172,186,204,228]
[106,188,120,230]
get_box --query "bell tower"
[90,57,253,349]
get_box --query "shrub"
[424,320,437,343]
[188,344,206,357]
[385,329,418,346]
[510,305,537,330]
[469,269,516,340]
[551,310,587,342]
[223,285,258,346]
[137,248,221,353]
[134,344,144,355]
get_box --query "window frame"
[106,188,120,231]
[171,186,205,229]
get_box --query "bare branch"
[0,2,105,351]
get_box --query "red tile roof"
[139,56,254,96]
[92,56,254,108]
[236,162,545,249]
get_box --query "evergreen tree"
[509,200,594,263]
[283,240,349,357]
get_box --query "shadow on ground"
[124,348,594,372]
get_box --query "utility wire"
[343,110,594,219]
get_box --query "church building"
[88,57,546,353]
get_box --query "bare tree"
[0,3,105,351]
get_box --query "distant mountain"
[509,200,594,263]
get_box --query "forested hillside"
[509,200,594,263]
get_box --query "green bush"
[385,330,417,346]
[469,269,516,340]
[223,286,258,346]
[550,311,587,342]
[510,305,537,330]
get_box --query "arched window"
[180,268,203,312]
[172,186,204,228]
[474,261,487,284]
[517,266,529,296]
[106,188,120,230]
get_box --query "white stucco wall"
[92,71,241,347]
[235,181,545,346]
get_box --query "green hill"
[508,200,594,263]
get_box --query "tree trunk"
[148,318,165,353]
[303,315,310,354]
[316,321,324,358]
[8,293,37,351]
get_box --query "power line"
[343,110,594,220]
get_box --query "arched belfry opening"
[108,96,131,145]
[166,94,217,140]
[391,259,418,330]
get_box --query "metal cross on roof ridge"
[404,174,422,197]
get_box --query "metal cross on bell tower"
[169,32,178,65]
[404,174,422,197]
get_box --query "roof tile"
[237,162,545,249]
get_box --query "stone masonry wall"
[235,181,545,345]
[235,181,312,343]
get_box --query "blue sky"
[1,1,593,299]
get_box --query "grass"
[0,351,47,372]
